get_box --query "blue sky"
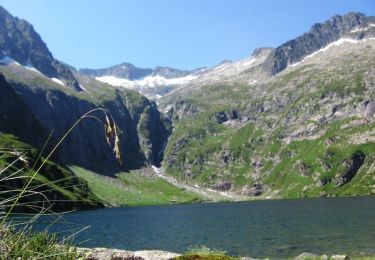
[0,0,374,70]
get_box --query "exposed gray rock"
[78,248,180,260]
[263,12,375,75]
[164,100,201,120]
[80,63,153,80]
[0,6,81,90]
[134,250,181,260]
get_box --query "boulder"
[294,252,320,259]
[78,247,181,260]
[213,182,232,191]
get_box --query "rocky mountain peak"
[151,66,192,79]
[80,63,153,80]
[251,47,274,57]
[327,12,370,31]
[0,5,81,90]
[262,12,375,75]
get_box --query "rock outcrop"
[263,12,375,75]
[0,6,81,90]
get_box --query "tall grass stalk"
[0,108,121,259]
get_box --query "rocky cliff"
[0,73,103,212]
[0,6,171,175]
[263,12,375,75]
[0,6,81,90]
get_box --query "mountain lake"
[30,196,375,258]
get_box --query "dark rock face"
[362,100,375,119]
[0,6,81,90]
[213,182,232,191]
[0,73,103,212]
[334,151,366,186]
[10,83,171,175]
[0,73,48,148]
[242,183,264,196]
[0,5,172,176]
[263,12,375,75]
[214,110,238,124]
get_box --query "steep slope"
[0,6,171,176]
[0,74,103,212]
[0,73,48,148]
[0,6,81,90]
[262,12,375,75]
[160,13,375,199]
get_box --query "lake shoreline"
[94,193,375,211]
[77,247,374,260]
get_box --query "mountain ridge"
[0,5,172,175]
[1,6,375,206]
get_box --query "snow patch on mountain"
[25,64,42,74]
[51,77,65,86]
[288,37,375,68]
[79,84,87,92]
[350,23,375,33]
[95,76,135,88]
[96,74,198,89]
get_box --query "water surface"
[34,196,375,258]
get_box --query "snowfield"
[96,74,198,89]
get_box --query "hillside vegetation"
[161,38,375,199]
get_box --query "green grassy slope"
[161,39,375,199]
[0,134,102,212]
[71,166,202,206]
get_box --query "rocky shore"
[78,247,355,260]
[77,247,181,260]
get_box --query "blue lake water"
[32,196,375,258]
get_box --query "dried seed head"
[104,115,113,146]
[113,124,122,165]
[102,113,122,165]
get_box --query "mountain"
[0,6,82,91]
[80,63,153,80]
[79,63,205,100]
[0,6,174,209]
[262,12,375,75]
[159,12,375,199]
[2,5,375,206]
[0,73,103,212]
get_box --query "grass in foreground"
[0,226,80,259]
[71,166,202,206]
